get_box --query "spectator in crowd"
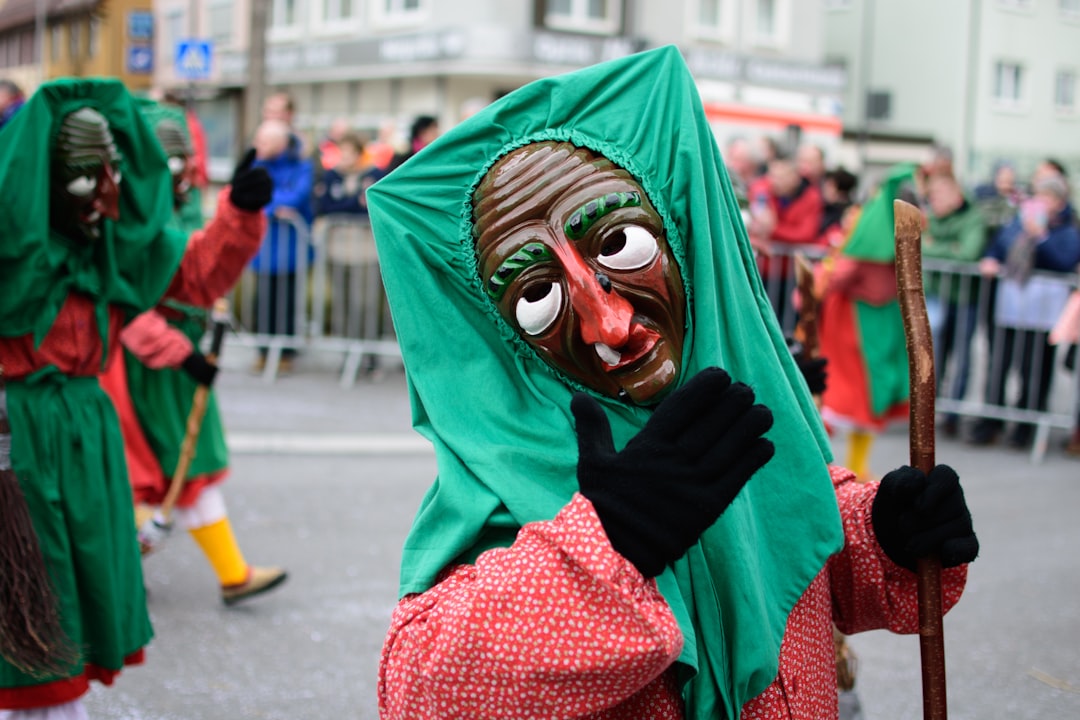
[1049,277,1080,457]
[923,143,955,180]
[973,160,1023,247]
[262,91,307,157]
[0,78,25,131]
[387,114,439,172]
[317,117,351,172]
[363,118,399,173]
[754,134,781,176]
[315,132,383,217]
[796,143,827,189]
[248,119,315,374]
[747,155,825,328]
[970,171,1080,447]
[724,136,760,207]
[819,167,859,247]
[922,173,989,438]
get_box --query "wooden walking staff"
[893,199,947,720]
[138,298,232,553]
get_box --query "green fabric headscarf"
[366,46,844,719]
[136,97,204,236]
[0,78,185,351]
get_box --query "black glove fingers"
[939,535,980,568]
[707,436,776,507]
[234,148,256,176]
[674,384,761,456]
[646,368,734,441]
[688,403,773,471]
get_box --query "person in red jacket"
[748,156,825,329]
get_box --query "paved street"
[84,351,1080,719]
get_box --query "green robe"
[366,46,843,718]
[0,79,182,695]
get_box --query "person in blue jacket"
[314,133,384,218]
[248,119,314,373]
[971,170,1080,447]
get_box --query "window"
[752,0,790,47]
[371,0,428,28]
[993,60,1025,107]
[688,0,736,42]
[88,18,99,58]
[313,0,359,31]
[272,0,301,28]
[50,24,62,62]
[1056,69,1077,112]
[544,0,621,35]
[996,0,1034,11]
[208,0,234,46]
[68,20,80,61]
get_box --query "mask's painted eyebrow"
[564,191,641,241]
[486,241,553,301]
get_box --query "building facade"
[0,0,155,96]
[150,0,846,181]
[825,0,1080,189]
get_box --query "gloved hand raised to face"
[572,367,776,578]
[871,464,979,572]
[228,148,273,212]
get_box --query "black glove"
[871,464,979,572]
[572,367,776,578]
[228,148,273,211]
[787,338,827,395]
[181,351,218,387]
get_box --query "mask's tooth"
[595,342,621,367]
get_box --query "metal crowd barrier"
[228,213,401,385]
[756,242,1079,462]
[309,214,401,387]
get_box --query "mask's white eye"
[515,282,563,336]
[167,156,186,175]
[66,175,98,197]
[113,169,122,185]
[597,225,660,271]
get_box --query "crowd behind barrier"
[759,242,1078,463]
[227,214,399,386]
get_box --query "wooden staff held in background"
[894,199,947,720]
[138,298,231,553]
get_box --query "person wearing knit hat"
[366,47,978,719]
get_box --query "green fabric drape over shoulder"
[0,79,185,350]
[366,46,843,719]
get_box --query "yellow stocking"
[846,430,875,481]
[188,518,249,587]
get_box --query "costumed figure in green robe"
[97,100,287,607]
[816,164,916,481]
[0,78,271,718]
[366,47,978,719]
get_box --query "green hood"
[366,46,843,719]
[0,78,184,350]
[842,163,918,263]
[136,98,204,236]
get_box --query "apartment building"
[151,0,846,181]
[825,0,1080,187]
[0,0,155,95]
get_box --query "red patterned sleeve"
[163,188,267,307]
[378,493,684,720]
[827,465,968,636]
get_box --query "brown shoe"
[222,566,288,606]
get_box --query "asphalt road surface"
[83,357,1080,719]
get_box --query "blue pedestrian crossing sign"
[175,39,213,81]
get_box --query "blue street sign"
[127,45,153,74]
[175,39,213,81]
